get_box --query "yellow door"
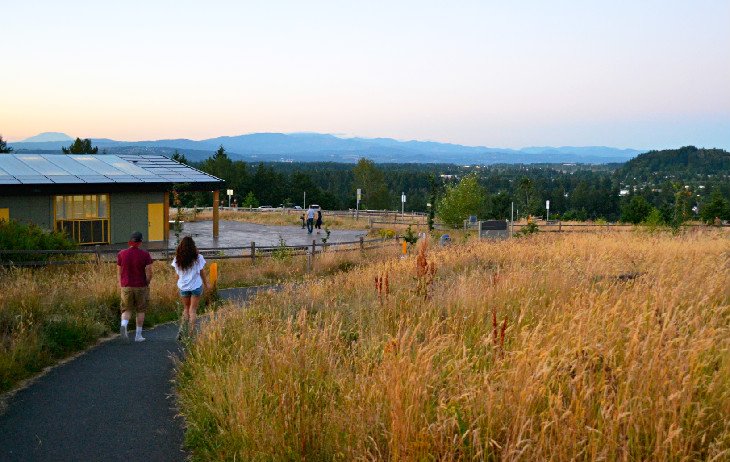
[148,203,164,241]
[0,208,8,222]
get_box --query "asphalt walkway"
[0,286,264,462]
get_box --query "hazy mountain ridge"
[9,132,644,164]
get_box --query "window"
[54,194,110,244]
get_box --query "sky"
[2,0,729,150]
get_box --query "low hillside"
[178,232,730,460]
[616,146,730,182]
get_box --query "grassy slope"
[178,231,730,461]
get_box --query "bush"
[0,220,76,263]
[378,228,396,239]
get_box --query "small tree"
[436,174,489,228]
[171,150,188,164]
[62,138,98,154]
[700,189,730,224]
[242,191,259,208]
[621,196,653,224]
[0,135,13,153]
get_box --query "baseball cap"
[130,231,143,242]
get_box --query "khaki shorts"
[120,286,150,313]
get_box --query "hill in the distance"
[615,145,730,182]
[9,132,643,164]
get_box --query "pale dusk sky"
[2,0,729,150]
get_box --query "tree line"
[4,135,729,227]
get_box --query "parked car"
[309,204,321,210]
[257,205,274,210]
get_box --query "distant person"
[300,213,306,229]
[117,231,153,342]
[306,206,316,234]
[315,209,323,233]
[171,236,210,340]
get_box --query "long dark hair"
[175,236,198,271]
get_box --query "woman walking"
[315,209,323,233]
[172,236,210,339]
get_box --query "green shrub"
[0,220,76,263]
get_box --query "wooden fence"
[0,237,395,267]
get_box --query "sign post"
[401,192,406,216]
[227,189,233,208]
[546,200,550,222]
[356,188,362,220]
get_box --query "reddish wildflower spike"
[492,309,498,346]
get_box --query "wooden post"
[359,236,364,250]
[163,191,170,242]
[311,239,316,256]
[250,241,256,262]
[213,190,220,239]
[94,245,101,264]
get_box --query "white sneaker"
[120,325,129,341]
[135,335,146,342]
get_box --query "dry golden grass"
[215,244,401,288]
[178,230,730,461]
[0,245,398,393]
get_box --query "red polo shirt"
[117,246,153,287]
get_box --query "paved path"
[174,220,367,248]
[0,287,264,462]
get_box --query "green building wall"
[0,195,54,230]
[109,192,165,244]
[0,192,165,244]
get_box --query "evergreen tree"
[62,138,98,154]
[621,196,653,224]
[0,135,13,153]
[171,150,188,164]
[700,189,730,224]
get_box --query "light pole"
[356,188,361,220]
[303,191,306,210]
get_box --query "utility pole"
[303,191,306,209]
[510,202,514,237]
[356,188,361,220]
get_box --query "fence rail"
[0,237,395,267]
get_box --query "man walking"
[117,231,153,342]
[306,206,316,234]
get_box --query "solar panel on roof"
[0,154,222,187]
[43,155,98,176]
[16,155,67,175]
[0,156,42,176]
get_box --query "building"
[0,154,224,245]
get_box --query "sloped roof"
[0,154,222,192]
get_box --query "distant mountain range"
[9,132,644,164]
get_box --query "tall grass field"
[178,231,730,460]
[0,245,396,394]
